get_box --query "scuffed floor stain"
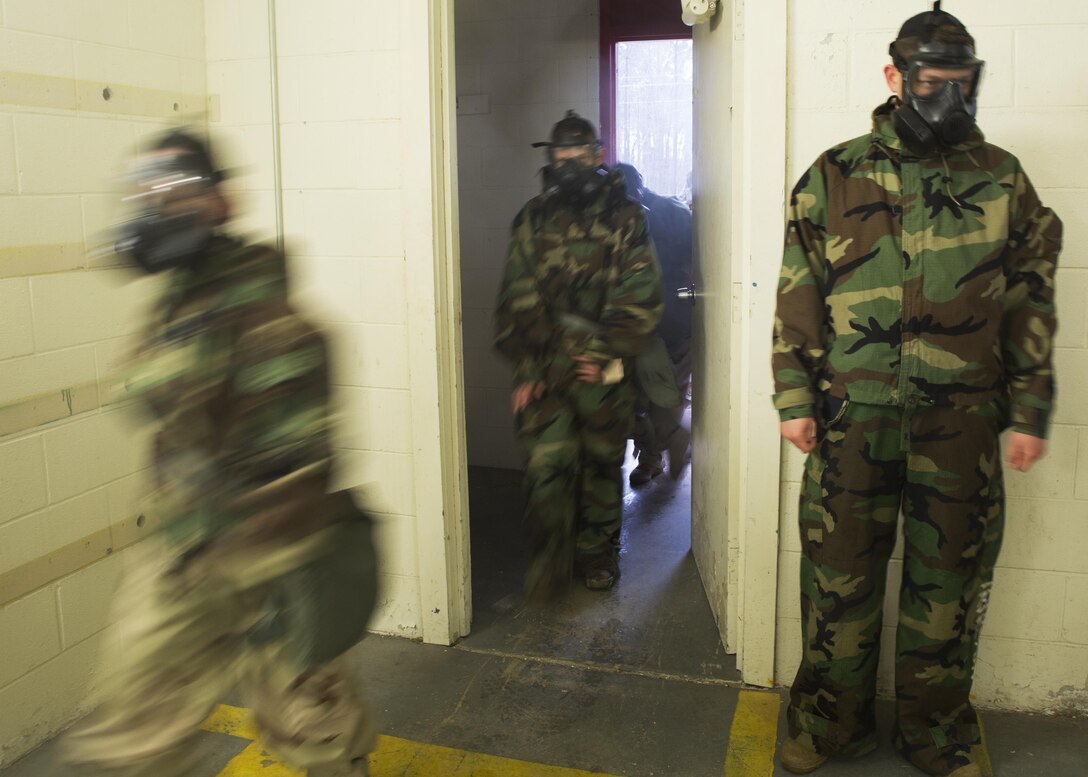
[1046,677,1088,717]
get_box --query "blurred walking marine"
[66,129,379,777]
[772,5,1061,776]
[614,162,694,486]
[494,111,663,597]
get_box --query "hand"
[511,382,545,413]
[781,417,817,453]
[573,356,603,383]
[1005,431,1046,472]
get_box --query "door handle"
[676,286,697,305]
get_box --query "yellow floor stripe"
[723,690,782,777]
[202,704,624,777]
[200,703,259,740]
[976,718,994,777]
[220,741,305,776]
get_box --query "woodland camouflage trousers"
[516,380,635,598]
[789,398,1005,776]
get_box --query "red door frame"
[599,0,693,166]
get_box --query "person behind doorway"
[771,5,1062,777]
[494,111,664,598]
[65,129,379,777]
[614,162,694,486]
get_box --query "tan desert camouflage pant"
[66,542,376,777]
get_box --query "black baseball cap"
[151,128,226,184]
[531,110,599,149]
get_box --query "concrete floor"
[2,456,1086,776]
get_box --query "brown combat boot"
[580,554,619,591]
[780,737,828,774]
[629,459,663,486]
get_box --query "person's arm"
[773,162,830,430]
[1002,164,1062,440]
[222,299,333,494]
[494,207,552,388]
[1002,163,1062,472]
[581,207,664,362]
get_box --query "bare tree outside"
[615,39,694,200]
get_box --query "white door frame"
[728,0,787,687]
[408,0,471,645]
[423,2,788,684]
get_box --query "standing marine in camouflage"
[494,111,663,597]
[66,130,378,777]
[772,7,1062,777]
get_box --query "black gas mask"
[889,3,984,156]
[533,110,608,204]
[547,150,608,203]
[115,135,226,274]
[894,49,983,155]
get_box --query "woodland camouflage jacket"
[125,240,337,550]
[773,100,1063,437]
[494,170,664,391]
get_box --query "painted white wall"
[205,0,467,644]
[775,0,1088,713]
[0,1,207,764]
[454,0,600,468]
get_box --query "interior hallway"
[1,460,1086,777]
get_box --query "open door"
[689,3,786,686]
[690,8,738,658]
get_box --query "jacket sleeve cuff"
[514,359,544,385]
[773,386,815,410]
[1010,400,1050,440]
[778,405,816,422]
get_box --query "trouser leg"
[574,381,635,563]
[894,404,1004,776]
[633,339,692,470]
[655,339,693,469]
[631,390,659,466]
[65,547,244,777]
[243,650,377,777]
[788,401,903,757]
[516,394,579,598]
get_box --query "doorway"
[450,0,730,681]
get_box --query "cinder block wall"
[0,0,207,765]
[775,0,1088,713]
[454,0,601,469]
[205,0,452,639]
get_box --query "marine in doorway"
[494,111,664,598]
[772,5,1062,777]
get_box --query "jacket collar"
[871,96,985,160]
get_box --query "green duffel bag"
[250,491,380,668]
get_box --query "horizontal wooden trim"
[0,510,160,607]
[0,69,205,119]
[0,379,119,437]
[0,242,87,279]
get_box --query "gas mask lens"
[115,153,222,274]
[907,63,980,100]
[548,146,595,170]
